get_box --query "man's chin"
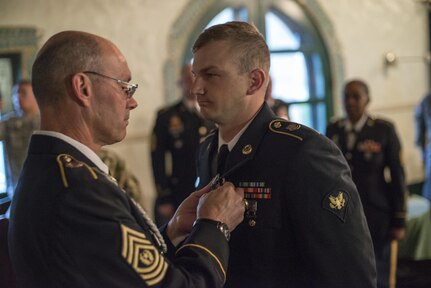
[199,108,212,120]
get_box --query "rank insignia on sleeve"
[121,225,168,286]
[322,191,350,222]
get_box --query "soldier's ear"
[70,72,92,107]
[246,69,266,95]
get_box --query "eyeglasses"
[83,71,138,99]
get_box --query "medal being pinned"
[239,181,272,226]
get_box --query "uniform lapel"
[198,133,218,187]
[337,120,349,153]
[222,104,275,178]
[354,116,373,149]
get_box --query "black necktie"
[217,144,230,175]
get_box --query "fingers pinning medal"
[210,174,225,191]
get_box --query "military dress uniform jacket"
[9,135,229,288]
[326,117,407,249]
[151,101,215,207]
[196,104,376,288]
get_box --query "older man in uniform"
[193,21,376,288]
[8,30,245,288]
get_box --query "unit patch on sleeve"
[322,191,350,222]
[121,224,168,286]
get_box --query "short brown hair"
[192,21,270,74]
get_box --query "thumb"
[190,182,211,198]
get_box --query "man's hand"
[388,227,406,240]
[166,183,211,246]
[197,182,244,231]
[166,182,245,246]
[157,203,175,218]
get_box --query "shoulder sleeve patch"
[56,154,98,188]
[121,224,168,286]
[269,120,303,141]
[322,190,350,222]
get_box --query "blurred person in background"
[151,64,215,225]
[326,79,407,288]
[0,79,39,203]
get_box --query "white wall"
[0,0,428,215]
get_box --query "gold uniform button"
[242,144,253,155]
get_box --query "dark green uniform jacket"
[9,134,228,288]
[326,116,406,247]
[196,104,377,288]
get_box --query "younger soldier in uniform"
[193,21,376,288]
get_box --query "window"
[0,54,22,195]
[0,27,38,197]
[179,0,333,133]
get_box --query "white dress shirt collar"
[34,130,109,174]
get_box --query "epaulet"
[371,117,393,128]
[56,154,98,188]
[157,106,170,115]
[328,117,343,125]
[269,119,303,141]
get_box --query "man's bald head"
[32,31,109,106]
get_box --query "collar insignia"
[242,144,253,155]
[198,126,208,136]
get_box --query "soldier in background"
[0,79,40,201]
[99,148,143,204]
[326,79,407,288]
[414,92,431,200]
[151,64,215,226]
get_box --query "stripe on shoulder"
[56,154,98,188]
[269,120,303,141]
